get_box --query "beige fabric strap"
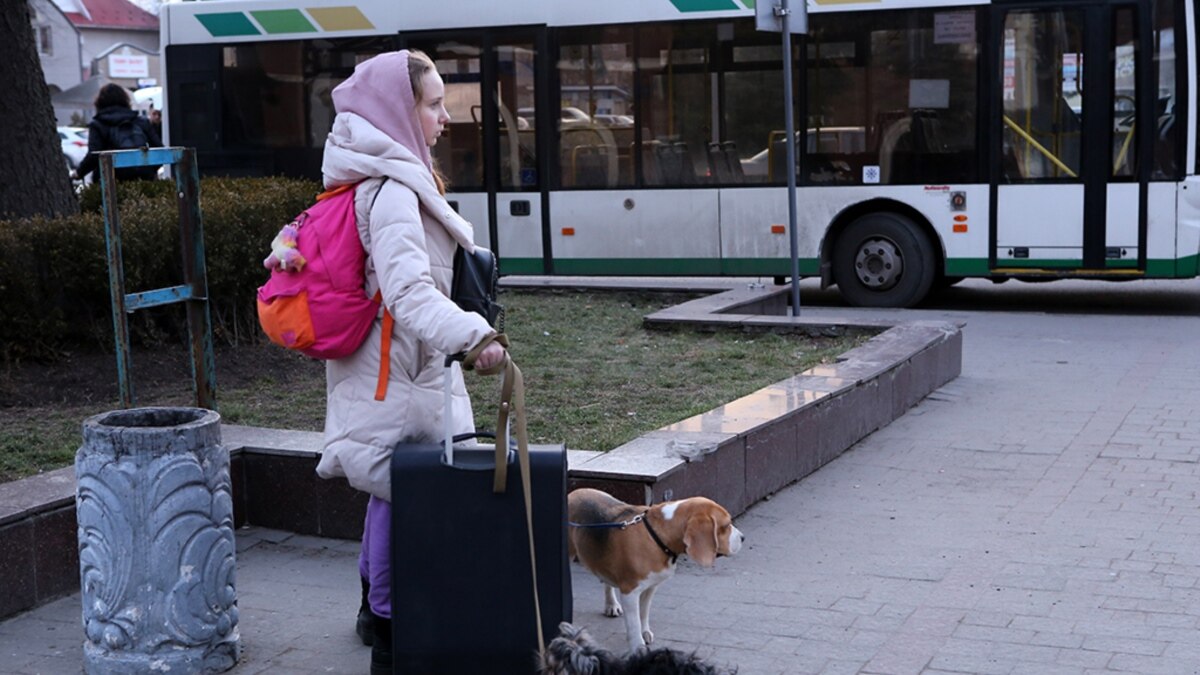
[470,352,545,657]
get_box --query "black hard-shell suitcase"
[389,359,571,674]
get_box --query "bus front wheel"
[833,213,935,308]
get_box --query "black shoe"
[369,614,392,675]
[357,576,375,647]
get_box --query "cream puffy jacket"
[315,113,495,500]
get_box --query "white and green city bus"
[160,0,1198,307]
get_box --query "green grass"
[464,290,865,451]
[0,290,869,481]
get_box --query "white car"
[59,126,88,169]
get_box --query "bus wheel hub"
[854,237,902,290]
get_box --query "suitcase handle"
[443,356,506,467]
[439,433,517,471]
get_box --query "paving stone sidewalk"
[2,282,1198,674]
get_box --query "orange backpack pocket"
[257,289,316,351]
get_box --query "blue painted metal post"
[99,156,134,407]
[175,149,218,410]
[99,147,218,410]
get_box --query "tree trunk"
[0,2,78,219]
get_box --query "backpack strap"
[357,179,394,402]
[316,183,356,201]
[374,302,393,402]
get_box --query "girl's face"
[416,70,450,147]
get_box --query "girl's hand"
[474,342,506,370]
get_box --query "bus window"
[221,43,307,149]
[1151,0,1180,180]
[1110,8,1138,179]
[1001,10,1084,182]
[806,8,980,186]
[416,42,485,191]
[557,27,634,189]
[496,43,537,190]
[723,23,790,184]
[639,23,712,187]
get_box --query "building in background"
[30,0,84,97]
[38,0,159,125]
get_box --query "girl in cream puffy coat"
[313,50,506,671]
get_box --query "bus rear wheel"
[833,212,935,308]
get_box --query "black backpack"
[451,246,504,331]
[111,118,149,150]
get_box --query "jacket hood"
[331,50,432,171]
[93,107,139,125]
[323,112,475,251]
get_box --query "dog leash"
[567,513,645,529]
[568,513,679,564]
[468,348,545,658]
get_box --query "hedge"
[0,177,321,362]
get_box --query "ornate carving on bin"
[76,407,239,674]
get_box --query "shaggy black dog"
[540,623,735,675]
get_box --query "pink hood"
[331,50,432,171]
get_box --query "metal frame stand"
[100,146,218,410]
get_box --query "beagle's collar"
[642,516,679,565]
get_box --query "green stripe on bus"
[720,258,819,276]
[944,259,990,276]
[1178,254,1200,276]
[498,258,545,275]
[501,256,1200,280]
[306,6,374,31]
[195,12,261,37]
[670,0,740,12]
[550,259,722,275]
[250,9,316,34]
[1146,255,1199,277]
[993,259,1083,269]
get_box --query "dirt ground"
[0,340,327,481]
[0,341,317,410]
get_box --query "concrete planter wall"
[1,287,962,623]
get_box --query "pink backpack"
[256,183,380,360]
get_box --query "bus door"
[992,2,1149,273]
[403,29,550,275]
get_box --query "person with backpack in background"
[72,83,162,183]
[311,50,507,675]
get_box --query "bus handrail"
[1002,115,1078,178]
[1114,122,1135,174]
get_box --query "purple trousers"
[359,496,392,618]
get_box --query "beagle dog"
[567,488,745,652]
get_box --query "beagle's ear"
[683,513,718,567]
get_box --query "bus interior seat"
[642,140,664,184]
[706,141,744,184]
[707,142,733,183]
[723,141,745,183]
[654,141,693,185]
[573,145,611,186]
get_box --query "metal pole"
[99,154,135,408]
[779,0,801,316]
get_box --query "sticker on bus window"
[863,166,880,184]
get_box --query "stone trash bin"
[76,407,240,674]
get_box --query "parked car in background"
[593,114,634,127]
[59,126,88,169]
